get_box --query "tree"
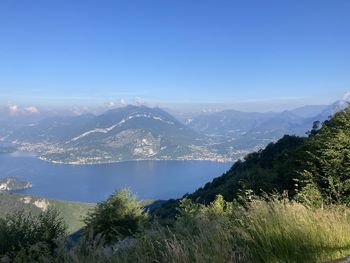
[300,107,350,204]
[84,189,149,244]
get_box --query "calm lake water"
[0,152,231,203]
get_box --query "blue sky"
[0,0,349,110]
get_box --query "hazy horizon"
[1,0,349,112]
[1,92,349,117]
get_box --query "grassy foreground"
[236,199,350,262]
[26,196,350,263]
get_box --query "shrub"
[84,189,149,244]
[0,208,66,261]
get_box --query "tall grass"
[6,197,350,263]
[124,198,350,263]
[235,199,350,262]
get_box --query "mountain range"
[7,105,224,164]
[185,98,349,152]
[1,96,349,164]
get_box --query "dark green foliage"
[153,135,306,218]
[300,107,350,204]
[0,208,66,261]
[150,198,180,220]
[84,189,149,244]
[194,134,306,202]
[154,107,350,218]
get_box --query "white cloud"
[6,103,40,115]
[70,106,90,115]
[119,98,127,107]
[342,91,350,101]
[106,101,117,109]
[8,103,19,115]
[24,106,39,114]
[134,97,144,105]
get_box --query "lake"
[0,152,232,203]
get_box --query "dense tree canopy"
[300,107,350,204]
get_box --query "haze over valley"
[1,94,349,165]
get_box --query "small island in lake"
[0,177,32,191]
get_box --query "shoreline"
[38,155,235,166]
[4,149,218,165]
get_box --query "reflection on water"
[0,152,232,202]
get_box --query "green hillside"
[0,192,94,233]
[153,106,350,218]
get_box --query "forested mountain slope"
[153,107,350,218]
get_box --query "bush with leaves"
[0,208,66,261]
[84,189,149,244]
